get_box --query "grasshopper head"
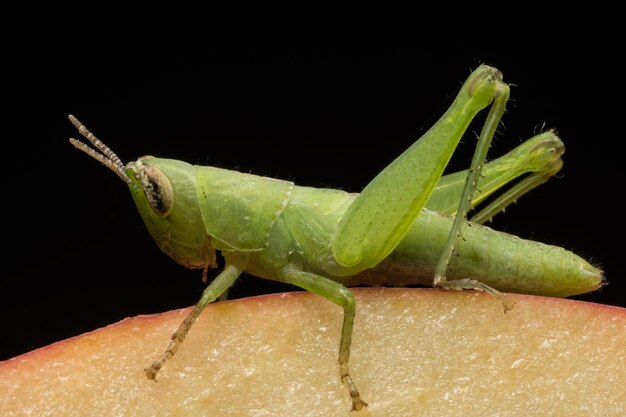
[68,115,215,271]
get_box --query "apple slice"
[1,289,625,416]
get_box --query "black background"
[2,33,623,360]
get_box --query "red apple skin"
[1,288,625,416]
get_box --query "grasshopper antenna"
[68,115,131,184]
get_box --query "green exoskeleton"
[69,65,603,411]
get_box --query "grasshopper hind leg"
[433,76,510,289]
[430,71,518,309]
[430,131,565,311]
[428,131,565,224]
[437,277,516,311]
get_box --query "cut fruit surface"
[1,288,625,416]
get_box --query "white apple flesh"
[1,289,625,416]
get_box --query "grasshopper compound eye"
[137,164,174,216]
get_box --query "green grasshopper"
[69,65,603,411]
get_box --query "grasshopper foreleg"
[145,262,243,380]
